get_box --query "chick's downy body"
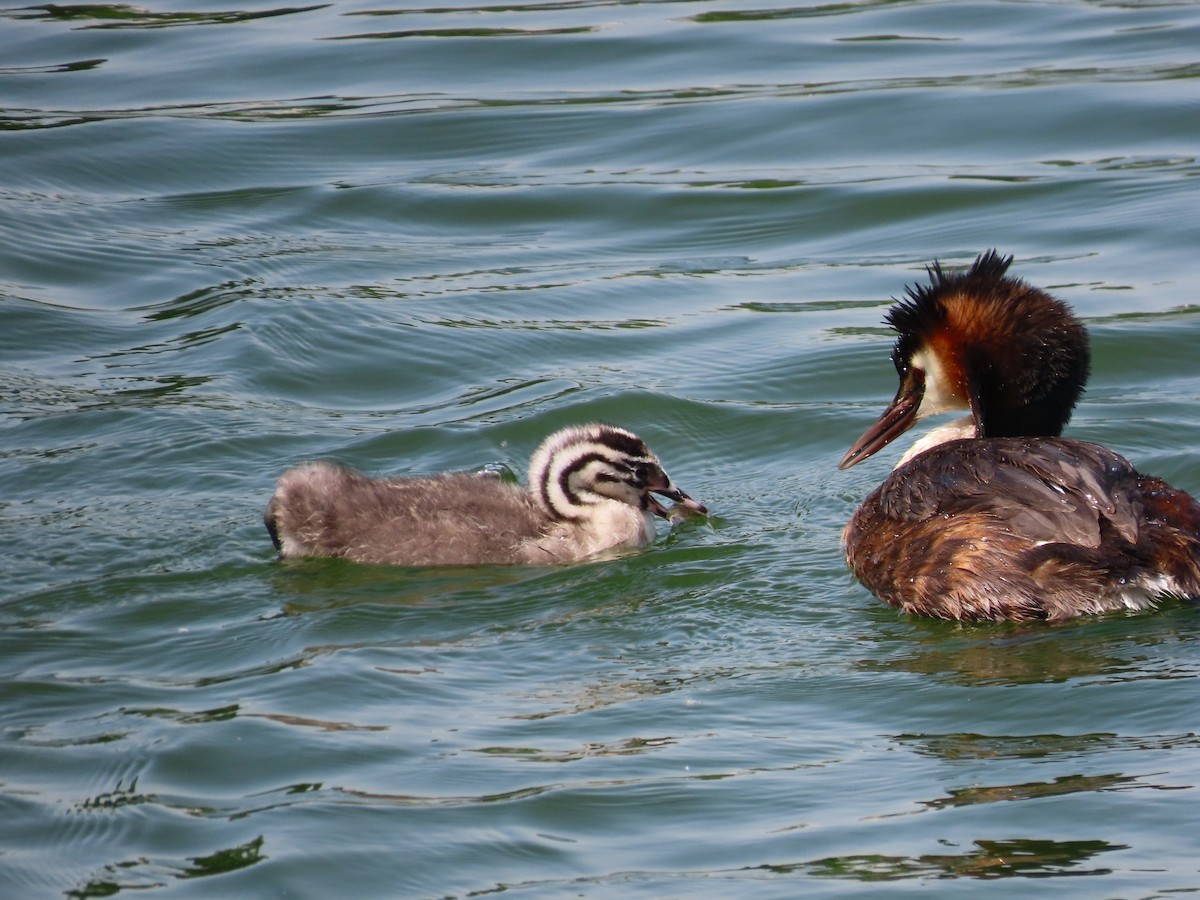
[265,423,706,567]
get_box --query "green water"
[4,0,1200,896]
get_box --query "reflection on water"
[861,607,1200,686]
[471,734,677,762]
[272,556,554,613]
[507,672,683,722]
[135,281,257,321]
[793,838,1127,881]
[920,772,1153,811]
[250,711,388,732]
[893,730,1200,761]
[78,778,152,812]
[69,835,267,899]
[4,369,214,420]
[11,4,326,29]
[330,25,596,40]
[178,836,267,879]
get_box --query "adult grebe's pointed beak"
[839,368,925,470]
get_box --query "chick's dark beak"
[838,368,925,470]
[643,466,708,519]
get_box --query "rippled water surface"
[5,0,1200,896]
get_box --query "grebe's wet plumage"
[265,423,706,567]
[840,251,1200,621]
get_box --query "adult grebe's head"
[839,250,1091,469]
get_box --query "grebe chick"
[265,423,707,567]
[839,250,1200,621]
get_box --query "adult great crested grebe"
[839,250,1200,621]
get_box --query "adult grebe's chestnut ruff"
[839,250,1200,621]
[265,423,706,567]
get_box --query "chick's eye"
[632,463,653,484]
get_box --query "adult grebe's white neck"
[895,415,977,468]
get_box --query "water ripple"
[5,3,328,30]
[6,57,1200,130]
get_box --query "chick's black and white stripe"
[529,424,662,521]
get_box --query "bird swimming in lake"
[265,423,707,566]
[838,250,1200,621]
